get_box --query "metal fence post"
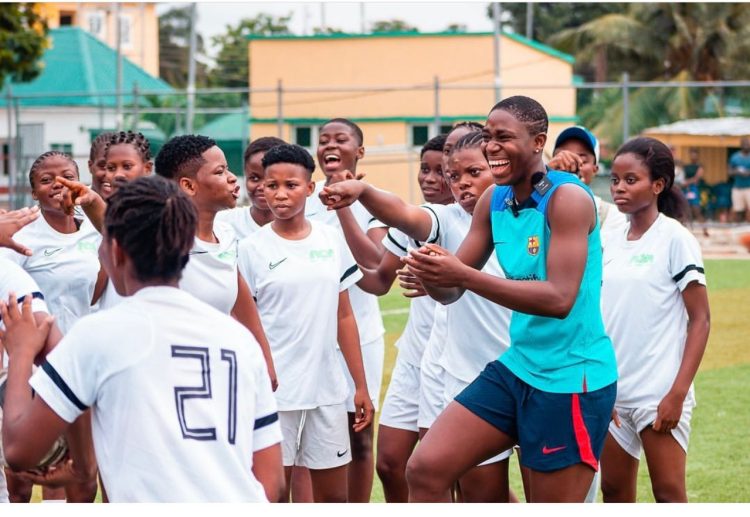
[276,79,284,138]
[622,72,630,142]
[433,76,441,136]
[6,86,14,208]
[13,95,22,208]
[132,82,139,131]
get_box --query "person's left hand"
[396,266,426,298]
[13,458,87,489]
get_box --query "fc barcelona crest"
[527,235,540,256]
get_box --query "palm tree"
[550,3,750,146]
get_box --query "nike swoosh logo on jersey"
[189,251,209,255]
[336,449,348,458]
[43,248,63,257]
[542,445,567,455]
[269,257,288,270]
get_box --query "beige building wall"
[248,32,577,202]
[39,2,159,76]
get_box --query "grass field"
[27,260,749,503]
[370,258,750,503]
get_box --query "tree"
[487,3,626,44]
[158,6,209,88]
[549,3,750,146]
[370,19,418,33]
[0,3,49,90]
[209,13,291,88]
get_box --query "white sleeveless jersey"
[0,216,101,334]
[179,221,240,314]
[427,204,512,383]
[216,206,263,240]
[29,286,281,502]
[602,213,706,408]
[305,181,385,345]
[237,221,361,410]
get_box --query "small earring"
[534,149,540,154]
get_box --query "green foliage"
[210,13,292,88]
[488,2,626,44]
[158,6,209,88]
[370,19,418,33]
[549,3,750,148]
[0,3,49,90]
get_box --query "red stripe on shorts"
[571,393,598,470]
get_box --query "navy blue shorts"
[455,361,616,472]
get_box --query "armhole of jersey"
[421,205,441,244]
[536,174,597,232]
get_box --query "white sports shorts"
[417,347,446,430]
[337,336,385,413]
[608,402,694,459]
[379,352,421,432]
[442,371,513,465]
[279,403,351,470]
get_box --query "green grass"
[29,259,750,502]
[371,258,750,503]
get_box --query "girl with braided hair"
[1,176,284,502]
[0,151,100,502]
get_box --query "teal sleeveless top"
[489,170,617,393]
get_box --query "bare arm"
[232,272,278,391]
[357,250,402,295]
[321,180,434,242]
[0,296,70,471]
[336,206,387,269]
[252,444,284,503]
[652,281,710,432]
[56,177,107,233]
[408,185,595,318]
[336,290,373,432]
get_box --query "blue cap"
[554,126,600,164]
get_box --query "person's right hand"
[0,206,40,255]
[55,177,103,215]
[319,179,367,210]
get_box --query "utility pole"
[115,2,123,131]
[320,3,326,32]
[360,3,366,33]
[526,2,534,39]
[186,2,198,133]
[492,3,502,102]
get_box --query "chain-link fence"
[3,78,750,215]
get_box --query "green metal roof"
[0,27,173,107]
[247,30,574,65]
[197,112,247,141]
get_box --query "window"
[119,15,132,49]
[410,123,461,148]
[410,125,430,147]
[292,125,319,150]
[50,143,73,155]
[59,12,74,26]
[88,11,106,39]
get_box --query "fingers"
[5,238,34,257]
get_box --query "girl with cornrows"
[600,137,710,503]
[0,151,99,502]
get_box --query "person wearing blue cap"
[552,126,626,247]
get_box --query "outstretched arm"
[320,180,433,242]
[336,207,387,269]
[408,185,595,318]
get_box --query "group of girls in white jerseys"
[0,93,709,503]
